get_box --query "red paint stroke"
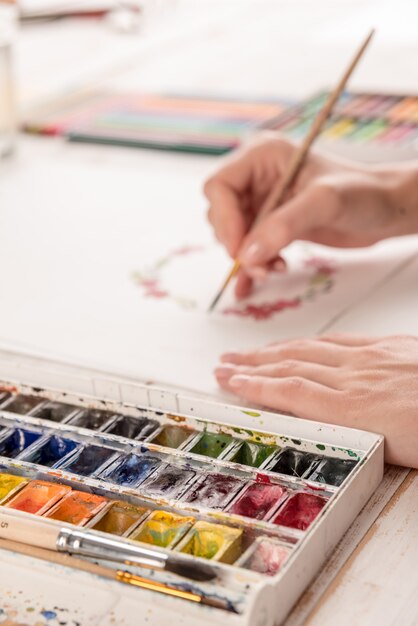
[145,288,169,299]
[304,257,337,275]
[173,245,205,256]
[135,278,168,299]
[140,279,158,288]
[223,297,301,321]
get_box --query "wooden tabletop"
[286,466,418,626]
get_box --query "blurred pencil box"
[268,90,418,163]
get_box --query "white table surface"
[1,2,418,625]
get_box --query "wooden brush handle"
[0,508,59,550]
[0,536,115,579]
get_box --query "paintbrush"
[0,537,235,612]
[0,508,216,582]
[208,29,375,312]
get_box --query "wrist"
[375,163,418,237]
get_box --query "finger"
[234,254,287,296]
[319,333,382,347]
[204,151,258,258]
[235,271,253,299]
[249,256,287,276]
[239,185,336,267]
[227,374,343,421]
[214,361,340,390]
[270,256,287,272]
[221,339,350,367]
[206,182,247,257]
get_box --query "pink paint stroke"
[223,297,301,321]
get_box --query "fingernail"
[241,242,263,265]
[214,364,236,378]
[229,375,250,389]
[274,258,286,272]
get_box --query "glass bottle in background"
[0,0,17,158]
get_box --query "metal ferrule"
[57,528,168,570]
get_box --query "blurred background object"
[19,1,142,21]
[0,0,17,157]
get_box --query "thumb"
[239,186,330,267]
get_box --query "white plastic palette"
[0,351,383,626]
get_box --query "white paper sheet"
[1,142,417,397]
[330,253,418,336]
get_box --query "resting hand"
[215,334,418,467]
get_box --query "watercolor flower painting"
[132,246,337,321]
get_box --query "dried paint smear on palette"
[272,90,418,153]
[0,384,365,584]
[23,91,290,155]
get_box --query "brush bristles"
[166,557,217,582]
[208,288,223,313]
[208,259,241,313]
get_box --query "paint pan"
[0,391,12,406]
[101,453,160,487]
[272,492,327,531]
[1,394,45,415]
[140,463,197,499]
[177,521,242,564]
[0,473,28,503]
[227,441,279,468]
[186,432,240,459]
[58,444,119,476]
[182,473,246,510]
[31,401,80,423]
[104,415,159,440]
[267,448,320,479]
[237,538,290,576]
[308,457,357,487]
[0,428,42,458]
[149,424,195,449]
[5,480,71,515]
[90,500,149,536]
[228,482,287,520]
[67,409,116,431]
[20,435,80,468]
[130,510,195,549]
[45,490,108,525]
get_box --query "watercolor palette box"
[271,90,418,163]
[0,352,383,626]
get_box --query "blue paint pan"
[0,428,42,459]
[20,435,80,468]
[101,453,161,487]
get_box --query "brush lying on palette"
[0,379,383,625]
